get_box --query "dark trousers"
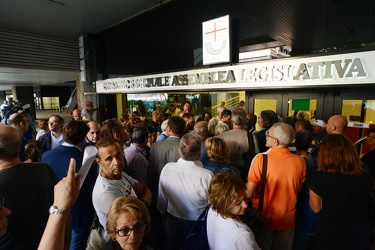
[164,213,195,250]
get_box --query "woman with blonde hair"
[203,137,239,174]
[309,134,373,250]
[106,196,152,250]
[207,172,260,249]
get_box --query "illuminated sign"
[96,50,375,94]
[202,15,230,65]
[348,122,370,128]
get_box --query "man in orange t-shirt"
[247,122,306,250]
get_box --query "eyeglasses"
[115,223,148,237]
[0,195,4,212]
[265,130,278,142]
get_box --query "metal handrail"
[354,136,367,146]
[211,95,240,115]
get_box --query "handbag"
[364,166,375,221]
[239,154,268,229]
[180,205,210,250]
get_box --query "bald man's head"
[86,121,101,144]
[0,125,22,160]
[326,115,348,134]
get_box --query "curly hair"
[106,196,150,240]
[208,172,247,218]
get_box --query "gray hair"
[231,107,247,126]
[215,122,230,135]
[193,121,208,141]
[179,133,201,161]
[273,122,295,146]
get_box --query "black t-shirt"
[0,163,57,250]
[310,170,370,223]
[362,149,375,177]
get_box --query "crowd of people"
[0,99,374,250]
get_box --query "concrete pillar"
[77,34,99,121]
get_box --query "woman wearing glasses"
[105,196,152,250]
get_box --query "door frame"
[247,90,326,120]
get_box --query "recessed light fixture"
[38,0,67,7]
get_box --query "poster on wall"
[202,15,231,65]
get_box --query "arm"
[133,181,152,206]
[38,159,80,250]
[246,182,257,199]
[309,189,322,213]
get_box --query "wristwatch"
[49,205,70,215]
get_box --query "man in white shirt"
[157,133,213,250]
[38,115,65,153]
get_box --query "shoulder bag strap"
[258,154,268,213]
[247,131,255,153]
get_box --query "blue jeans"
[70,223,92,250]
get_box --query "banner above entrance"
[95,50,375,94]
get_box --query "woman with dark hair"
[203,112,212,123]
[207,172,260,250]
[253,110,279,153]
[24,139,43,163]
[105,196,152,250]
[309,134,373,250]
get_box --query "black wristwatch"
[49,205,70,215]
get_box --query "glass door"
[249,91,325,131]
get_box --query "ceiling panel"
[0,0,374,89]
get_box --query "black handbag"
[239,154,267,228]
[180,205,210,250]
[364,166,375,221]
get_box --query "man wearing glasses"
[246,122,306,250]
